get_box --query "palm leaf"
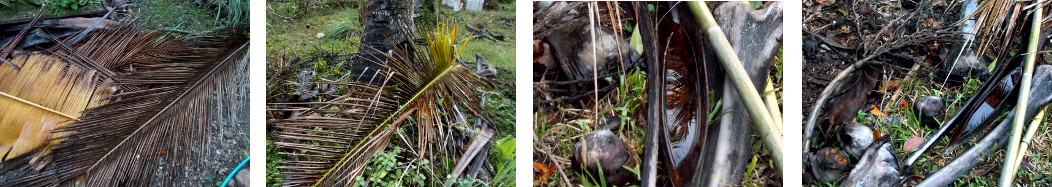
[5,24,249,186]
[270,19,487,186]
[0,54,113,163]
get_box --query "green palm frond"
[270,19,487,186]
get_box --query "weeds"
[266,137,285,185]
[490,136,516,185]
[353,147,427,187]
[707,91,729,126]
[0,0,88,10]
[578,161,607,187]
[325,20,360,40]
[312,58,345,80]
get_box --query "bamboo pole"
[687,1,783,173]
[1012,107,1046,168]
[766,78,783,131]
[1000,2,1041,186]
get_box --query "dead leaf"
[870,105,887,118]
[533,161,554,183]
[903,137,924,152]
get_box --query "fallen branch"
[883,63,922,112]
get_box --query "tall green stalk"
[687,1,783,173]
[1013,107,1046,167]
[1000,2,1041,186]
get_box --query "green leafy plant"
[618,68,647,113]
[578,161,607,187]
[489,136,516,185]
[707,91,729,126]
[51,0,87,10]
[741,155,760,187]
[352,147,426,187]
[312,58,344,79]
[854,109,869,124]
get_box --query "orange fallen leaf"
[880,80,901,93]
[870,105,886,118]
[898,98,910,111]
[533,161,554,183]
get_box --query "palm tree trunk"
[352,0,415,83]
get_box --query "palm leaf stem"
[0,91,78,120]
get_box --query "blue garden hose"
[221,156,250,187]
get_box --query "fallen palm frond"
[269,19,488,186]
[0,54,113,163]
[917,64,1052,186]
[2,23,249,186]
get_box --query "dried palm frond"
[3,24,249,186]
[0,54,114,163]
[968,0,1017,58]
[270,19,487,186]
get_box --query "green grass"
[267,2,516,72]
[0,0,242,35]
[0,0,103,22]
[139,0,232,33]
[267,4,360,57]
[266,137,285,186]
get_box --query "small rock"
[903,137,925,153]
[839,122,875,158]
[229,168,249,187]
[881,115,903,125]
[810,147,851,182]
[572,129,636,186]
[842,137,906,187]
[914,96,946,129]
